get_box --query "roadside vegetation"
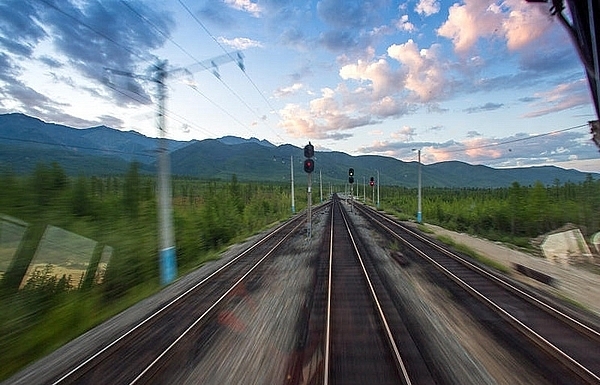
[0,162,303,380]
[1,162,598,380]
[379,176,600,250]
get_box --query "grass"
[0,281,163,381]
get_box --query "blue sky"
[0,0,598,171]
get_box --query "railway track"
[298,196,434,385]
[7,205,323,385]
[8,194,600,385]
[325,198,409,384]
[355,202,600,385]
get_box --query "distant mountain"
[0,113,597,187]
[0,113,189,174]
[217,135,274,147]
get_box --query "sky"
[0,0,599,172]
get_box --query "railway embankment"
[416,222,600,317]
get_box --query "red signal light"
[304,159,314,173]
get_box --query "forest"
[378,175,600,249]
[0,162,300,379]
[0,162,599,380]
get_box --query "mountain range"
[0,113,596,188]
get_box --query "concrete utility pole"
[377,169,380,209]
[320,169,323,203]
[105,52,244,285]
[154,61,176,286]
[417,149,422,223]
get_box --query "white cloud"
[437,0,553,53]
[502,0,553,50]
[216,37,263,50]
[437,0,503,53]
[339,58,403,99]
[387,40,448,102]
[391,125,417,141]
[224,0,261,17]
[278,86,375,140]
[523,78,591,117]
[396,15,416,32]
[415,0,440,16]
[274,83,305,98]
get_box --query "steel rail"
[359,203,600,342]
[356,203,600,384]
[50,210,309,385]
[324,199,412,384]
[323,199,334,385]
[129,214,305,384]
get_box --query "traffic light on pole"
[370,176,374,187]
[304,158,314,173]
[304,142,315,173]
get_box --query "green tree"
[72,175,91,217]
[123,162,141,218]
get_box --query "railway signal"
[304,142,314,238]
[348,168,354,184]
[304,142,314,158]
[304,142,315,174]
[369,176,374,187]
[304,158,315,173]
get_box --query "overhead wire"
[119,0,256,138]
[177,0,286,142]
[442,123,589,154]
[37,0,157,70]
[38,0,217,139]
[103,80,216,138]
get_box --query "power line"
[177,0,285,142]
[103,76,217,138]
[38,0,219,140]
[119,0,258,138]
[444,123,588,153]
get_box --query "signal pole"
[291,155,295,214]
[348,168,354,212]
[417,149,422,223]
[303,142,315,238]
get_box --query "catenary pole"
[418,149,422,223]
[155,61,176,285]
[377,169,380,208]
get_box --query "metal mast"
[105,52,245,285]
[155,61,176,285]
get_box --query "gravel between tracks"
[345,203,553,385]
